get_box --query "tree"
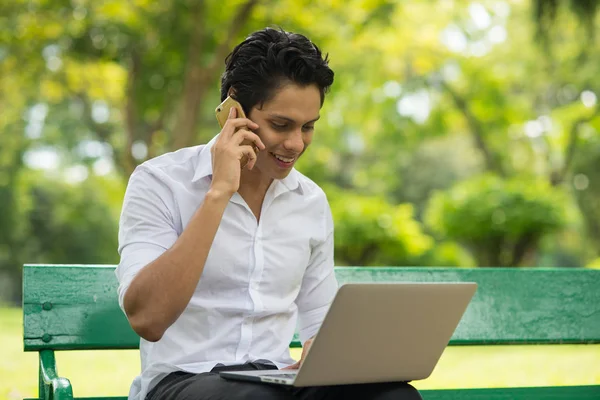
[0,0,402,301]
[533,0,598,45]
[1,0,262,177]
[426,174,567,267]
[2,0,600,303]
[329,191,433,266]
[348,0,600,265]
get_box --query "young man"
[116,28,421,400]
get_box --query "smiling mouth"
[270,152,296,168]
[270,152,295,163]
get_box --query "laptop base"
[220,370,297,386]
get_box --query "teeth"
[274,154,294,163]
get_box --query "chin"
[272,169,293,180]
[256,157,296,180]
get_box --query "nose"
[283,129,305,154]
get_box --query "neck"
[239,167,273,197]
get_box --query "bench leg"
[39,349,74,400]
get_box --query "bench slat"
[23,265,600,351]
[420,385,600,399]
[24,385,600,400]
[336,267,600,345]
[23,265,139,351]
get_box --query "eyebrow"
[268,113,320,124]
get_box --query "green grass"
[3,306,599,399]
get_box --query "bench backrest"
[23,264,600,351]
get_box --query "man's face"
[248,83,321,180]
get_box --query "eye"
[302,125,315,132]
[271,122,288,130]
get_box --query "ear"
[228,87,236,97]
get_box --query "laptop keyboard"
[263,373,297,380]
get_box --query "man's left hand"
[282,337,314,370]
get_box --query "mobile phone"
[215,96,257,168]
[215,96,247,128]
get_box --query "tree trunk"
[440,80,506,177]
[509,232,537,267]
[122,50,142,177]
[551,104,600,186]
[171,0,260,151]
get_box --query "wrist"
[206,186,234,203]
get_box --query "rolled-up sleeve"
[295,199,338,343]
[115,166,179,313]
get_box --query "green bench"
[23,264,600,400]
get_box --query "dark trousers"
[147,361,423,400]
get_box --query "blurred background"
[2,1,600,398]
[1,0,600,307]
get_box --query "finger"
[282,362,300,370]
[223,118,260,135]
[232,129,266,151]
[238,145,257,170]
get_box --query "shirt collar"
[278,168,303,195]
[192,134,304,195]
[191,135,218,183]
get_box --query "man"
[116,27,421,400]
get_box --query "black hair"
[221,27,334,114]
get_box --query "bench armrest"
[39,350,74,400]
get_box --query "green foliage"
[571,135,600,253]
[533,0,598,44]
[19,173,122,265]
[422,241,478,268]
[329,191,433,266]
[1,0,600,302]
[426,175,568,267]
[0,171,122,303]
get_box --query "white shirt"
[116,136,338,400]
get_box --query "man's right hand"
[210,107,265,197]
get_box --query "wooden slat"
[23,265,139,351]
[71,398,128,400]
[23,265,600,351]
[420,385,600,399]
[335,267,600,345]
[27,385,600,400]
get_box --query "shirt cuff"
[298,303,330,343]
[116,244,166,314]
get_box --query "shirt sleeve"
[295,197,338,344]
[115,166,180,313]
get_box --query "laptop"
[220,282,477,387]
